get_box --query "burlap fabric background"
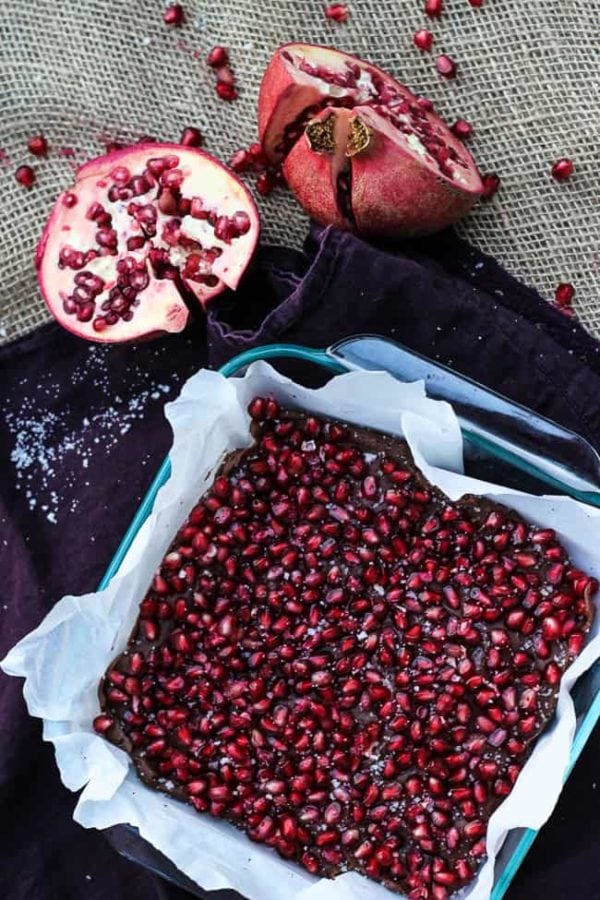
[1,0,598,344]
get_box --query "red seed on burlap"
[414,29,434,51]
[451,119,472,139]
[554,283,575,307]
[436,55,456,79]
[551,158,574,181]
[163,4,184,26]
[481,173,500,199]
[27,135,48,157]
[325,3,349,22]
[15,165,36,188]
[425,0,443,17]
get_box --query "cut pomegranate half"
[258,44,483,237]
[37,143,259,343]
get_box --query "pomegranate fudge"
[95,398,596,899]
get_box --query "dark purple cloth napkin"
[1,225,599,900]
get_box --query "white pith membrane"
[38,145,258,342]
[263,45,482,226]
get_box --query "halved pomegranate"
[258,44,484,236]
[37,143,259,342]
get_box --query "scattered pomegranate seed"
[62,191,78,208]
[451,118,472,139]
[436,54,457,79]
[15,165,36,188]
[551,158,574,181]
[163,3,184,25]
[413,29,434,51]
[324,3,349,22]
[468,0,484,6]
[27,134,48,157]
[481,172,500,199]
[249,142,269,171]
[554,282,575,307]
[215,64,234,86]
[207,46,229,68]
[207,47,237,101]
[425,0,443,17]
[256,171,276,195]
[229,149,253,173]
[180,126,203,147]
[216,82,238,102]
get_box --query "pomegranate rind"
[350,106,481,236]
[259,43,484,237]
[37,143,259,343]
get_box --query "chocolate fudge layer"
[95,398,596,899]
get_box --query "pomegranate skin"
[36,143,259,344]
[283,142,346,231]
[282,107,349,231]
[284,113,480,237]
[259,43,484,238]
[352,130,479,236]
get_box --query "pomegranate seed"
[207,46,229,68]
[180,126,203,147]
[216,82,238,102]
[542,616,561,640]
[413,29,434,51]
[481,173,500,199]
[468,0,484,6]
[554,282,575,307]
[229,149,253,173]
[463,820,485,839]
[436,54,457,79]
[93,715,114,734]
[325,3,349,21]
[451,118,472,139]
[425,0,443,16]
[163,3,184,25]
[551,158,574,181]
[544,662,561,685]
[256,171,276,195]
[247,142,268,171]
[215,64,234,86]
[15,165,36,188]
[27,134,48,157]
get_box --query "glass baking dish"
[100,339,600,900]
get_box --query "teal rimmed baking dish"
[101,338,600,900]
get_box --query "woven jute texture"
[1,0,598,343]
